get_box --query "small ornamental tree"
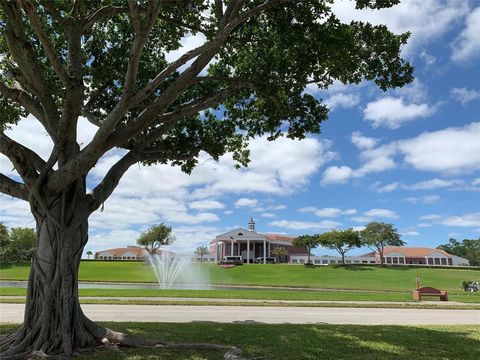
[271,246,288,263]
[195,245,209,262]
[360,222,405,266]
[137,223,174,254]
[293,235,320,265]
[0,1,412,357]
[317,228,361,264]
[86,250,93,259]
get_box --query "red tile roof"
[263,234,296,242]
[95,246,166,257]
[383,247,451,258]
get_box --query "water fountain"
[147,251,210,289]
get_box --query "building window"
[434,258,440,265]
[399,257,405,264]
[330,260,336,264]
[386,257,392,264]
[362,261,368,264]
[322,260,328,264]
[428,258,434,265]
[370,261,376,264]
[354,260,359,263]
[393,257,398,264]
[314,260,320,264]
[346,260,352,264]
[441,258,447,265]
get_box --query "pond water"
[0,280,319,292]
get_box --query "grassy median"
[1,287,479,304]
[1,262,479,292]
[1,323,478,359]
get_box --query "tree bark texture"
[0,179,103,358]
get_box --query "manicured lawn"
[0,323,478,359]
[1,287,479,303]
[1,262,479,292]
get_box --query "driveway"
[1,304,479,325]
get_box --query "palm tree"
[195,246,209,262]
[86,251,93,260]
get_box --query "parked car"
[255,257,276,264]
[219,256,243,265]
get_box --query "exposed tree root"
[1,322,263,360]
[97,326,257,360]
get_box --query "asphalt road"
[1,304,479,325]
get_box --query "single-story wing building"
[287,247,470,267]
[376,247,469,266]
[94,246,171,260]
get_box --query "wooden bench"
[412,286,448,301]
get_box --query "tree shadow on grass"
[383,265,417,271]
[331,265,374,271]
[0,262,15,270]
[1,323,478,360]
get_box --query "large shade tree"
[317,228,361,264]
[0,0,412,357]
[360,222,405,266]
[137,223,174,253]
[293,235,320,265]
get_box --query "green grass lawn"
[1,262,479,292]
[1,287,479,303]
[1,323,478,359]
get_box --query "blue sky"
[0,0,479,257]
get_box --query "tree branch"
[1,2,60,137]
[83,5,129,31]
[19,0,70,86]
[46,0,284,194]
[158,14,207,34]
[0,133,47,186]
[0,81,46,123]
[87,151,140,213]
[0,173,29,201]
[130,0,282,108]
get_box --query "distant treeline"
[437,238,480,266]
[0,223,36,263]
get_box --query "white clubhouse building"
[209,218,307,263]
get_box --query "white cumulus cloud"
[451,87,480,105]
[451,7,480,64]
[363,97,434,129]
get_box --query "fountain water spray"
[147,251,210,289]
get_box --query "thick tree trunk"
[0,180,103,358]
[0,178,252,360]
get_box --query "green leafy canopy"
[0,1,413,206]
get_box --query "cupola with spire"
[248,217,256,231]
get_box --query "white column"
[231,240,234,256]
[263,240,266,264]
[247,240,250,264]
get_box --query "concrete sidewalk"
[0,295,475,306]
[1,303,479,325]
